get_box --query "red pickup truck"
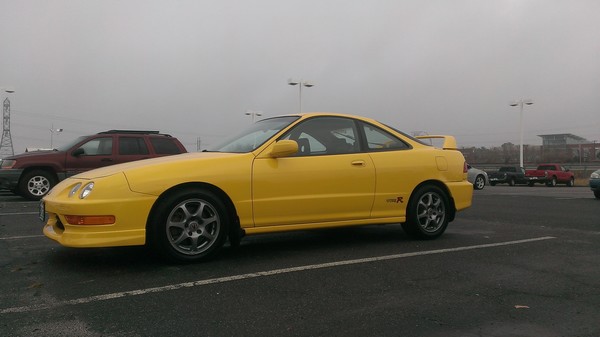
[525,163,575,187]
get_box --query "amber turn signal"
[64,215,116,225]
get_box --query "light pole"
[50,124,63,149]
[510,99,534,168]
[288,79,314,113]
[245,111,262,123]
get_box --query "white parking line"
[0,234,45,240]
[0,236,556,314]
[0,212,39,216]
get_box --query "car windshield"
[55,136,88,151]
[208,116,299,153]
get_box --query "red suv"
[0,130,187,200]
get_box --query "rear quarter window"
[150,138,183,154]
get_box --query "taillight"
[463,162,468,173]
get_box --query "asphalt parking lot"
[1,186,599,337]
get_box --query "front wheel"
[546,177,557,187]
[19,170,56,201]
[594,191,600,199]
[509,178,516,186]
[147,188,230,263]
[473,175,486,190]
[402,185,450,239]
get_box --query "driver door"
[251,116,376,227]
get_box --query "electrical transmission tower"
[0,98,14,158]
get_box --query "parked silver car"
[467,164,489,190]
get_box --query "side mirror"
[72,148,85,157]
[270,140,298,158]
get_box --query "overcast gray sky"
[1,0,599,153]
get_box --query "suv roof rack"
[98,130,161,135]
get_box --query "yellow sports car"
[42,113,472,262]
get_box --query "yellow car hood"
[74,152,242,179]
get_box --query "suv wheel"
[19,170,56,201]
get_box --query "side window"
[281,117,358,156]
[150,138,182,154]
[119,137,149,155]
[78,137,113,156]
[361,123,409,151]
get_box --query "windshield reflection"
[56,136,87,151]
[208,116,299,153]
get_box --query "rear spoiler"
[415,135,458,150]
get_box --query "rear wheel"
[402,185,449,239]
[148,188,230,263]
[509,178,516,186]
[566,177,574,187]
[594,191,600,199]
[19,170,56,201]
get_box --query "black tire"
[509,178,516,186]
[594,191,600,199]
[473,175,486,190]
[402,185,449,239]
[546,177,557,187]
[528,181,535,187]
[566,177,574,187]
[19,170,56,201]
[147,188,230,263]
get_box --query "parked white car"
[467,164,489,190]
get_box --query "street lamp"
[510,99,534,168]
[245,111,262,123]
[50,124,63,149]
[288,79,314,113]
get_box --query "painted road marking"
[1,236,556,314]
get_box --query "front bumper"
[590,178,600,191]
[0,169,23,190]
[488,176,507,183]
[526,176,547,183]
[42,175,157,248]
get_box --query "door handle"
[101,158,113,162]
[351,160,366,166]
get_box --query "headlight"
[591,172,600,179]
[68,183,82,198]
[80,182,94,199]
[0,159,16,169]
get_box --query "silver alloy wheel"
[474,175,485,190]
[165,198,221,256]
[415,191,446,233]
[27,175,51,197]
